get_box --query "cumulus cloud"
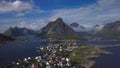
[0,0,43,17]
[0,0,32,13]
[0,0,120,33]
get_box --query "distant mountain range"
[37,18,83,40]
[4,27,36,37]
[70,23,104,32]
[1,19,120,40]
[69,21,120,39]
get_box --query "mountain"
[70,23,86,32]
[37,18,83,40]
[96,21,120,38]
[0,34,15,42]
[92,25,104,31]
[4,27,36,37]
[90,25,104,35]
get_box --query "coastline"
[84,45,120,68]
[1,40,120,68]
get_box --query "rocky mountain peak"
[37,18,82,39]
[70,23,86,32]
[70,23,79,28]
[55,18,63,23]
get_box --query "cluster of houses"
[5,40,79,68]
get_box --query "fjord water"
[0,37,120,67]
[79,39,120,46]
[0,36,48,67]
[80,39,120,68]
[93,47,120,68]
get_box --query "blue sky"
[0,0,120,33]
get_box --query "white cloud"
[49,0,120,27]
[19,21,27,27]
[0,0,120,33]
[18,19,48,30]
[16,13,25,17]
[0,0,32,13]
[19,21,38,29]
[0,0,42,16]
[97,0,120,9]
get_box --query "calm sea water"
[0,37,120,67]
[0,40,48,67]
[79,39,120,46]
[93,47,120,68]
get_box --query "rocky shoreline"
[84,45,120,68]
[80,46,112,68]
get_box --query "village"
[3,40,111,68]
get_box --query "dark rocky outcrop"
[0,34,15,43]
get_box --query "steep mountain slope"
[96,21,120,38]
[37,18,82,39]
